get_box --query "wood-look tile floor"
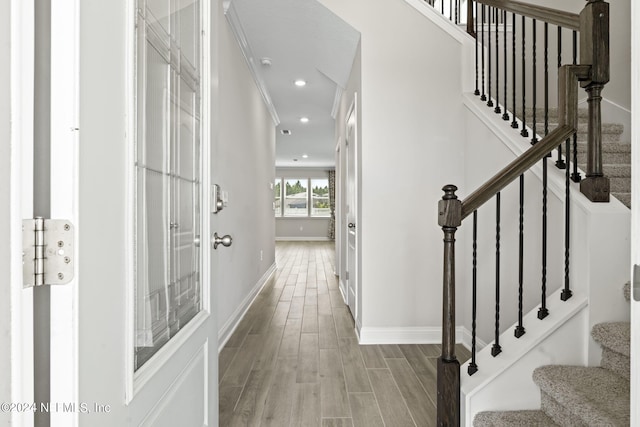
[219,241,471,427]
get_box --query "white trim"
[49,0,80,424]
[275,237,332,242]
[132,311,210,396]
[330,86,344,120]
[217,263,277,351]
[631,0,640,423]
[359,326,467,345]
[10,0,35,424]
[124,0,137,404]
[224,2,280,125]
[460,327,487,352]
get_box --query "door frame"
[343,95,359,327]
[6,0,35,425]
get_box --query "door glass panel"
[134,0,201,371]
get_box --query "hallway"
[218,241,470,426]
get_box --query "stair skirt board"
[461,289,588,426]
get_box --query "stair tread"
[575,141,631,153]
[533,366,629,426]
[474,410,558,426]
[592,322,630,357]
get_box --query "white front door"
[345,98,358,322]
[47,1,218,426]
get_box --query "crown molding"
[330,85,344,120]
[224,2,280,125]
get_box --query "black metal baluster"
[441,0,444,16]
[455,0,458,24]
[487,7,494,107]
[515,174,526,338]
[468,211,479,375]
[538,157,549,319]
[474,1,480,96]
[492,193,502,356]
[521,16,529,137]
[511,13,518,129]
[556,26,566,168]
[494,8,501,114]
[531,19,538,144]
[481,5,486,101]
[450,0,453,21]
[502,10,509,121]
[571,31,582,182]
[562,138,573,301]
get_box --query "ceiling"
[225,0,360,168]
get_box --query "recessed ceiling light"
[294,79,306,87]
[300,117,309,123]
[302,154,309,159]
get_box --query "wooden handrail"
[461,125,575,219]
[475,0,580,31]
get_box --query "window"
[273,177,332,218]
[134,0,202,371]
[311,179,330,217]
[274,179,282,216]
[284,179,308,217]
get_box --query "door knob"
[212,232,233,250]
[348,223,356,229]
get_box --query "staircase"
[531,107,631,208]
[474,283,631,426]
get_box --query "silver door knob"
[212,232,233,249]
[348,223,356,229]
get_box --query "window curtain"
[328,170,336,239]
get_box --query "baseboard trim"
[358,326,469,345]
[460,327,488,351]
[275,237,332,242]
[217,263,277,352]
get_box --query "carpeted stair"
[523,107,631,208]
[474,284,631,426]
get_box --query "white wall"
[320,0,469,338]
[216,14,277,345]
[275,167,332,240]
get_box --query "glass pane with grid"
[134,0,201,371]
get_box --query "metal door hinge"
[22,218,75,288]
[345,271,349,281]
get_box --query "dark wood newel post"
[579,0,610,202]
[438,185,462,427]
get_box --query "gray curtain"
[328,170,336,239]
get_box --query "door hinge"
[345,271,349,281]
[22,218,75,288]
